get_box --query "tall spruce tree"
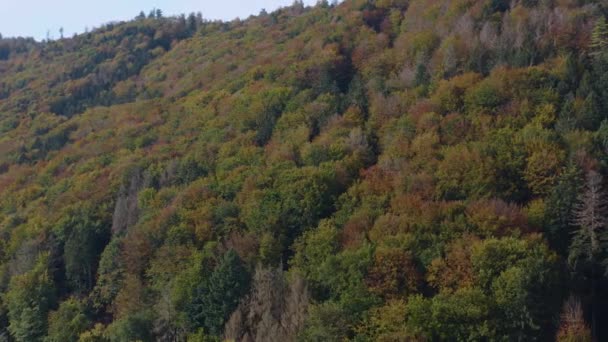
[189,250,251,336]
[591,17,608,58]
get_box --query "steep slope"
[1,0,608,340]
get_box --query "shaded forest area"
[1,0,608,340]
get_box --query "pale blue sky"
[0,0,318,40]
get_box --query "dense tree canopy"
[1,0,608,340]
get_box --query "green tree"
[104,310,154,342]
[46,298,91,342]
[406,289,492,341]
[189,250,250,336]
[291,220,339,297]
[299,301,351,341]
[590,17,608,58]
[545,163,583,255]
[471,237,561,340]
[556,94,577,133]
[303,245,378,337]
[92,238,124,309]
[417,237,561,341]
[241,165,339,262]
[482,128,529,201]
[5,254,56,342]
[578,91,602,130]
[58,208,111,294]
[414,63,430,95]
[465,79,505,114]
[485,0,510,14]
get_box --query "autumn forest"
[1,0,608,341]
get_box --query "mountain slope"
[1,0,608,340]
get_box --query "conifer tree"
[5,254,56,342]
[590,17,608,58]
[189,250,251,336]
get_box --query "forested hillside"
[1,0,608,340]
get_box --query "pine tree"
[6,254,56,342]
[545,162,583,255]
[414,63,430,87]
[565,54,580,90]
[189,250,251,336]
[578,91,602,130]
[576,71,593,99]
[187,13,198,33]
[556,94,577,133]
[590,17,608,58]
